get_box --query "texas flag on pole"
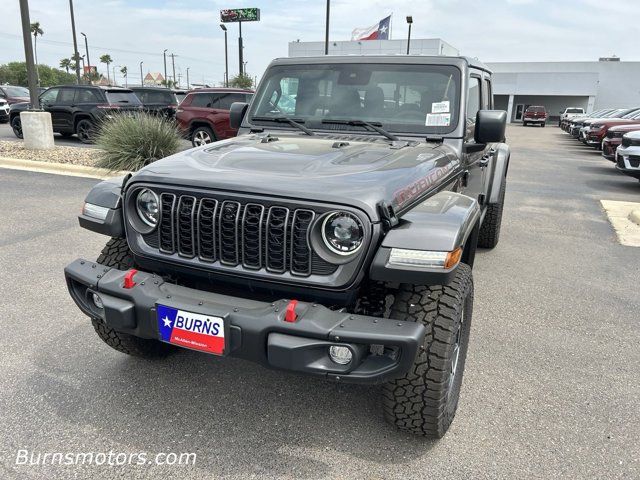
[351,15,391,41]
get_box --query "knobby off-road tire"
[91,237,171,358]
[477,178,506,249]
[382,264,474,438]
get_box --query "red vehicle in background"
[176,88,254,147]
[522,105,547,127]
[585,108,640,150]
[602,123,640,160]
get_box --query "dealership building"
[288,39,640,123]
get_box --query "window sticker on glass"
[431,101,450,114]
[426,113,451,126]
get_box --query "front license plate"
[157,304,225,355]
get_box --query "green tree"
[100,54,113,83]
[30,21,44,84]
[59,58,72,73]
[160,78,177,88]
[120,66,128,87]
[229,73,253,89]
[0,62,76,87]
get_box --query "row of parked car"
[561,107,640,182]
[4,84,254,147]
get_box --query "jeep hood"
[131,134,460,219]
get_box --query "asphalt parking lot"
[0,125,638,479]
[0,122,93,148]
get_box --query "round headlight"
[136,189,159,227]
[321,211,364,255]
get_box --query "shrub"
[95,112,182,171]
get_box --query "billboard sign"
[220,8,260,23]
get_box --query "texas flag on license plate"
[157,305,225,355]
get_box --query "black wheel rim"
[78,122,90,141]
[12,119,22,136]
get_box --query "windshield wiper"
[321,119,399,141]
[251,116,315,136]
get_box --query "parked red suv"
[522,105,547,127]
[176,88,254,146]
[602,123,640,160]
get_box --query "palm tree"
[59,58,72,73]
[100,54,113,83]
[120,66,128,87]
[30,22,44,84]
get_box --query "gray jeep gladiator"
[65,55,509,438]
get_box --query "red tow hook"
[284,299,299,322]
[123,269,138,289]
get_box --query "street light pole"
[406,16,413,55]
[170,53,177,86]
[220,24,228,87]
[324,0,330,55]
[18,0,40,109]
[186,67,190,89]
[68,0,82,84]
[140,61,144,86]
[238,20,243,76]
[163,49,168,88]
[80,32,90,71]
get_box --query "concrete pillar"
[587,95,596,113]
[20,111,55,150]
[506,95,515,124]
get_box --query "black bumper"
[64,259,426,384]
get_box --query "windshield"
[175,92,187,104]
[4,86,29,97]
[566,108,583,113]
[105,91,142,104]
[526,106,545,113]
[621,109,640,119]
[248,63,461,135]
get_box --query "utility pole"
[68,0,82,84]
[170,53,177,86]
[186,67,190,89]
[324,0,330,55]
[112,65,116,85]
[220,24,228,87]
[406,16,413,55]
[19,0,40,109]
[238,21,243,76]
[80,32,90,70]
[139,61,144,86]
[163,49,168,88]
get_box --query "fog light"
[92,293,104,309]
[329,346,352,365]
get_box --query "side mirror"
[474,110,507,144]
[229,102,248,129]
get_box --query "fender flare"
[78,176,127,237]
[488,143,510,205]
[370,191,480,285]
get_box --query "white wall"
[288,39,459,57]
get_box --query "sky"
[2,0,640,87]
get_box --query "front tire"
[92,238,171,359]
[382,265,474,437]
[11,116,23,138]
[477,178,506,249]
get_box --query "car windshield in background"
[249,63,461,135]
[105,91,142,104]
[5,86,29,97]
[566,108,583,113]
[136,90,176,104]
[175,92,187,103]
[526,106,545,112]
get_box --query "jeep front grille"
[149,192,335,277]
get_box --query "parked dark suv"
[176,88,253,146]
[10,85,142,143]
[130,87,184,119]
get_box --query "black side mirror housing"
[229,102,249,129]
[474,110,507,144]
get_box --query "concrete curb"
[0,156,129,180]
[629,209,640,226]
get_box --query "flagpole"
[390,13,392,40]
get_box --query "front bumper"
[615,148,640,179]
[523,117,546,123]
[602,139,621,160]
[64,259,426,384]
